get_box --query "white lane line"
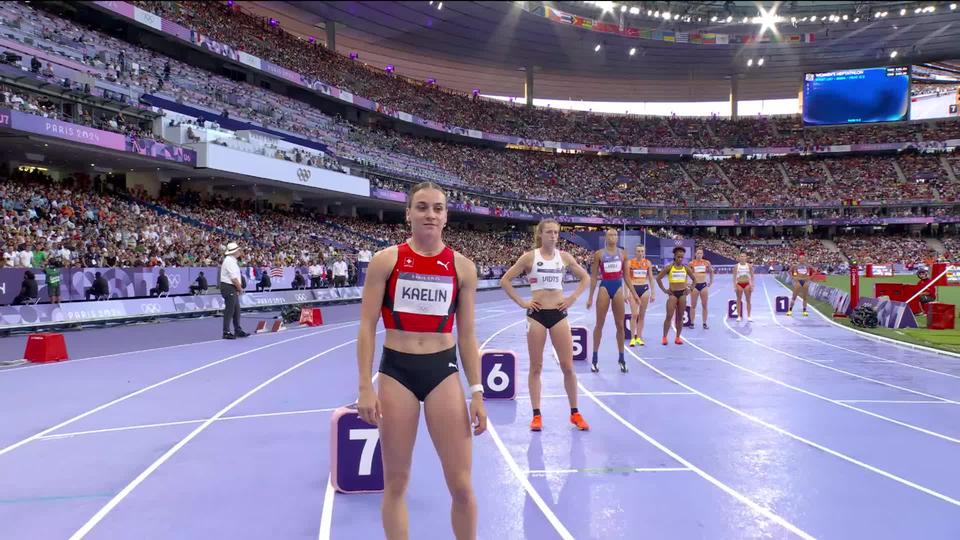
[525,467,692,475]
[517,391,695,399]
[628,347,960,507]
[38,408,340,441]
[546,318,814,539]
[713,318,960,444]
[480,317,576,540]
[318,476,336,540]
[761,283,960,381]
[3,298,516,374]
[69,334,371,539]
[0,323,358,458]
[723,306,957,404]
[318,296,524,538]
[770,277,960,359]
[0,321,359,373]
[836,400,955,404]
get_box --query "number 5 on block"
[480,350,516,400]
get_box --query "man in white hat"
[220,241,249,339]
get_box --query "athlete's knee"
[529,361,543,378]
[559,362,575,377]
[384,469,411,497]
[446,473,475,505]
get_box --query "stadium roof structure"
[247,1,960,102]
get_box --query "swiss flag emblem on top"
[403,257,415,267]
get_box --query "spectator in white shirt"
[17,247,33,268]
[333,257,348,288]
[357,248,372,264]
[308,262,323,289]
[219,241,249,339]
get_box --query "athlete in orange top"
[624,245,655,346]
[687,248,714,329]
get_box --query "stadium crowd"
[1,170,590,280]
[3,2,959,210]
[128,1,960,148]
[2,1,960,309]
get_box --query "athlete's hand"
[357,386,381,426]
[586,297,593,310]
[470,396,487,435]
[557,295,576,311]
[525,299,542,312]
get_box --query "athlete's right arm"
[499,251,533,309]
[356,247,396,425]
[655,265,669,294]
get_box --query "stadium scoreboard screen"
[802,66,910,126]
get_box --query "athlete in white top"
[733,252,754,322]
[501,219,592,432]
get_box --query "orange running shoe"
[570,412,590,431]
[674,336,684,345]
[661,336,668,345]
[530,415,543,432]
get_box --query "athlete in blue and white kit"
[586,228,629,374]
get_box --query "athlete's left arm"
[454,252,486,436]
[559,251,590,310]
[707,261,715,287]
[750,264,756,288]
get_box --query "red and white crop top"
[381,242,459,333]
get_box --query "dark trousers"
[220,283,242,334]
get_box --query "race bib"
[670,270,686,281]
[631,268,647,279]
[603,260,622,273]
[532,268,563,288]
[694,265,707,273]
[797,267,808,275]
[394,273,454,316]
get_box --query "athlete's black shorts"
[694,282,708,291]
[378,346,459,402]
[527,308,567,329]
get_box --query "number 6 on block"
[330,405,383,494]
[480,350,516,400]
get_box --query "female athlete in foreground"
[788,253,814,316]
[501,219,591,431]
[625,244,655,346]
[586,228,629,373]
[357,182,487,540]
[655,246,695,345]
